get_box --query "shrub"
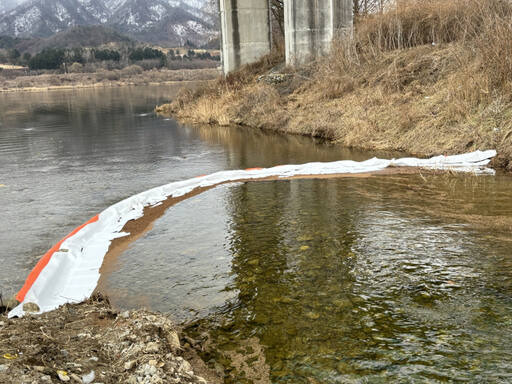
[106,70,120,81]
[121,65,143,76]
[137,59,162,71]
[47,76,61,86]
[69,62,83,73]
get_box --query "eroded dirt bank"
[0,295,221,384]
[156,0,512,171]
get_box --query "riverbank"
[0,295,221,384]
[156,0,512,171]
[0,68,219,93]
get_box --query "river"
[1,85,512,382]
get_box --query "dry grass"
[158,0,512,170]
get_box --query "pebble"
[124,360,136,370]
[145,342,159,353]
[178,360,192,374]
[57,370,70,382]
[40,375,52,381]
[121,311,130,319]
[143,364,157,376]
[0,364,7,372]
[0,321,5,327]
[167,332,180,350]
[69,373,82,383]
[82,370,95,384]
[336,361,351,373]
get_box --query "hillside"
[0,0,217,46]
[12,25,134,53]
[110,0,215,46]
[0,0,100,38]
[157,0,512,171]
[0,0,19,14]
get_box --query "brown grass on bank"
[322,0,512,92]
[158,0,512,170]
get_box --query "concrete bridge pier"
[284,0,353,66]
[219,0,272,74]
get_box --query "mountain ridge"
[0,0,217,46]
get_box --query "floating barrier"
[9,150,496,318]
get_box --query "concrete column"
[219,0,272,74]
[285,0,353,66]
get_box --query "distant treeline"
[0,46,220,71]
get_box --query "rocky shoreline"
[0,295,220,384]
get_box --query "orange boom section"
[16,215,100,303]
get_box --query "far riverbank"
[0,67,219,93]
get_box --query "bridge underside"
[220,0,353,73]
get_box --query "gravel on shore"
[0,295,217,384]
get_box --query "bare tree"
[270,0,285,36]
[354,0,390,16]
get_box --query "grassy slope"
[157,0,512,170]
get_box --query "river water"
[1,86,512,383]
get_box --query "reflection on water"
[3,85,512,382]
[0,85,380,297]
[109,174,512,382]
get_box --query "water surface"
[0,85,376,297]
[1,85,512,383]
[113,174,512,383]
